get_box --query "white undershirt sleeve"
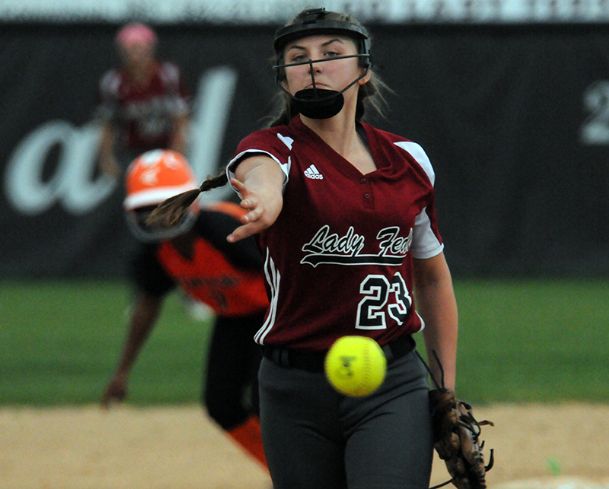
[411,207,444,259]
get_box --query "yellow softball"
[324,336,387,397]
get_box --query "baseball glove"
[429,388,494,489]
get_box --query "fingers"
[241,205,263,224]
[100,380,126,409]
[228,199,268,241]
[101,392,125,409]
[227,177,281,242]
[227,222,263,243]
[231,178,248,196]
[233,178,263,224]
[240,196,258,211]
[100,392,115,410]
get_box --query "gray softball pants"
[258,349,433,489]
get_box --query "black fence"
[2,22,608,278]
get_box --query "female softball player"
[223,9,459,489]
[148,8,459,489]
[101,149,267,468]
[96,23,190,177]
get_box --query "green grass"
[455,279,609,403]
[0,279,608,405]
[0,280,211,405]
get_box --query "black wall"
[2,23,608,278]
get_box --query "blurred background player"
[100,149,268,468]
[96,23,190,178]
[96,21,200,315]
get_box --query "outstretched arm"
[226,155,285,243]
[413,252,458,391]
[101,292,163,407]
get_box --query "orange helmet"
[124,149,199,241]
[124,149,197,210]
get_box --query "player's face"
[118,42,155,68]
[282,35,365,97]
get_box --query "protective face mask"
[290,87,345,119]
[276,53,369,120]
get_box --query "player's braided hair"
[145,169,227,227]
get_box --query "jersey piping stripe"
[254,247,280,345]
[254,249,279,344]
[416,311,426,332]
[276,132,294,150]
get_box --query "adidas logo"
[304,164,324,180]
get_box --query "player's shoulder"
[158,60,181,79]
[243,122,293,142]
[99,68,123,94]
[367,124,419,150]
[236,123,295,156]
[367,124,436,185]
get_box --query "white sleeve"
[411,207,444,259]
[225,151,290,197]
[395,141,443,258]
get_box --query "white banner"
[1,0,608,24]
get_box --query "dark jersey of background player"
[131,205,267,469]
[132,204,267,317]
[101,149,268,469]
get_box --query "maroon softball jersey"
[227,116,444,351]
[97,61,189,150]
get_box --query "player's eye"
[288,54,308,63]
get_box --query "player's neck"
[301,109,357,152]
[301,111,375,174]
[126,60,155,85]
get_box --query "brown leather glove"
[429,388,494,489]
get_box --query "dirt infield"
[1,403,608,489]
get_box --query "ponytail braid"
[145,169,228,227]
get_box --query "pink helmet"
[115,22,157,48]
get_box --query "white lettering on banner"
[3,66,238,215]
[580,80,609,146]
[188,66,236,203]
[4,121,115,215]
